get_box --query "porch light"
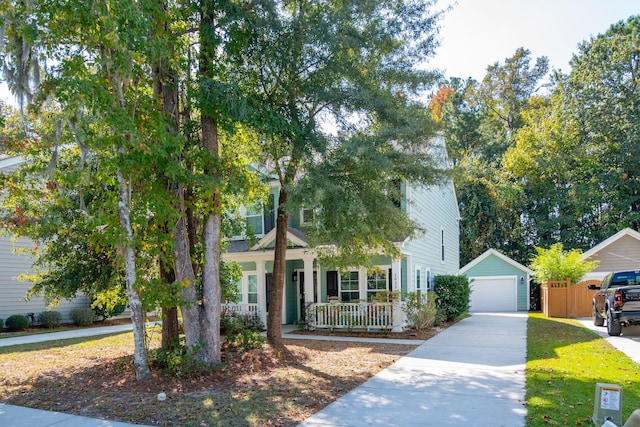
[292,272,297,282]
[520,276,524,284]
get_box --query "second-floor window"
[301,208,314,226]
[246,204,264,235]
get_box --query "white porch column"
[316,263,322,303]
[303,257,314,303]
[359,267,367,301]
[391,258,402,292]
[391,257,403,332]
[257,260,267,327]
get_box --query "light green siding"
[464,254,529,311]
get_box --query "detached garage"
[460,249,532,312]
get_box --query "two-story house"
[222,134,460,331]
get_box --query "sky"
[2,1,640,104]
[429,0,640,82]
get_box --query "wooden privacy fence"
[541,279,601,318]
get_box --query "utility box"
[593,383,622,426]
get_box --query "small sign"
[601,387,621,411]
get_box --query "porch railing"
[221,303,260,316]
[307,302,405,332]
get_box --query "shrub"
[70,307,95,326]
[0,318,4,330]
[5,314,30,331]
[38,310,62,328]
[221,311,264,335]
[434,275,470,322]
[153,340,206,377]
[226,329,266,351]
[403,292,437,330]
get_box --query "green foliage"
[221,310,266,351]
[434,275,470,322]
[37,310,62,328]
[70,307,95,326]
[5,314,30,331]
[402,292,437,330]
[91,287,127,321]
[0,318,3,330]
[529,243,599,283]
[153,339,207,377]
[221,311,264,336]
[224,329,266,352]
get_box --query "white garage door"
[470,277,517,312]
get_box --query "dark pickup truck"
[591,270,640,336]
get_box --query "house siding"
[585,235,640,273]
[0,236,90,324]
[403,179,460,283]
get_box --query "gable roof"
[251,227,308,251]
[581,228,640,260]
[459,248,533,275]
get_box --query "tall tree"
[232,0,445,344]
[442,49,549,265]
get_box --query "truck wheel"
[593,304,604,326]
[606,310,622,336]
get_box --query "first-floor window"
[367,270,388,301]
[415,267,422,294]
[247,274,258,304]
[340,271,360,302]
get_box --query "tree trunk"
[197,0,223,365]
[267,187,290,345]
[152,17,182,350]
[159,264,179,349]
[173,209,202,350]
[116,168,152,381]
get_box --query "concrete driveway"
[299,312,528,427]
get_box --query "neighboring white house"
[460,249,532,312]
[222,134,461,331]
[581,228,640,281]
[0,155,90,325]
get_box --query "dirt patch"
[0,328,433,426]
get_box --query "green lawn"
[526,313,640,426]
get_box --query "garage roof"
[460,248,533,276]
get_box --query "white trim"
[581,228,640,260]
[460,248,534,275]
[251,228,308,251]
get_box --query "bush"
[70,307,95,326]
[153,339,207,377]
[5,314,30,331]
[0,318,3,330]
[403,292,437,330]
[434,275,470,322]
[221,311,264,335]
[38,310,62,328]
[226,329,266,351]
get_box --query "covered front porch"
[222,229,409,332]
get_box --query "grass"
[526,313,640,426]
